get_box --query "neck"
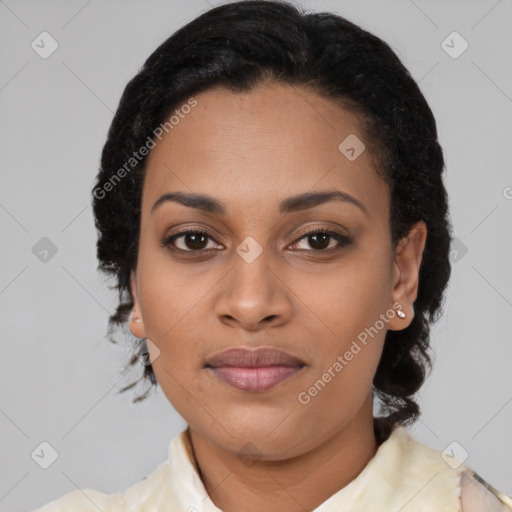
[188,398,378,512]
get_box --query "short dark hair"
[92,0,452,442]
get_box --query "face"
[129,81,426,459]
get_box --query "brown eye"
[162,229,220,252]
[291,229,352,252]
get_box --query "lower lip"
[209,365,303,392]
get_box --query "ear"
[387,221,427,331]
[129,269,146,339]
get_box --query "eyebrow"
[151,190,368,216]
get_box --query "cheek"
[296,350,380,438]
[291,249,393,343]
[291,247,392,399]
[136,244,205,340]
[296,310,387,429]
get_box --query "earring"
[397,309,406,319]
[131,313,142,323]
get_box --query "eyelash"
[161,227,352,254]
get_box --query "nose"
[214,253,293,332]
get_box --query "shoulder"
[31,428,205,511]
[460,469,512,512]
[396,428,512,511]
[355,425,511,511]
[31,460,173,512]
[31,488,127,512]
[31,449,173,511]
[392,427,512,511]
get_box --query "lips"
[206,346,305,368]
[205,346,305,392]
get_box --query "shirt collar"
[164,424,463,512]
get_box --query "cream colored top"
[32,425,512,511]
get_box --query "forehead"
[142,82,388,219]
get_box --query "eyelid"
[292,223,350,241]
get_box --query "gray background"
[1,0,511,510]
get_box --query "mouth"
[205,346,306,392]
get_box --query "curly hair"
[92,0,452,443]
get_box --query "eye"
[162,227,352,254]
[162,229,221,252]
[290,228,352,252]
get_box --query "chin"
[215,409,307,452]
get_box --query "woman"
[33,1,511,510]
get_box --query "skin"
[128,81,427,512]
